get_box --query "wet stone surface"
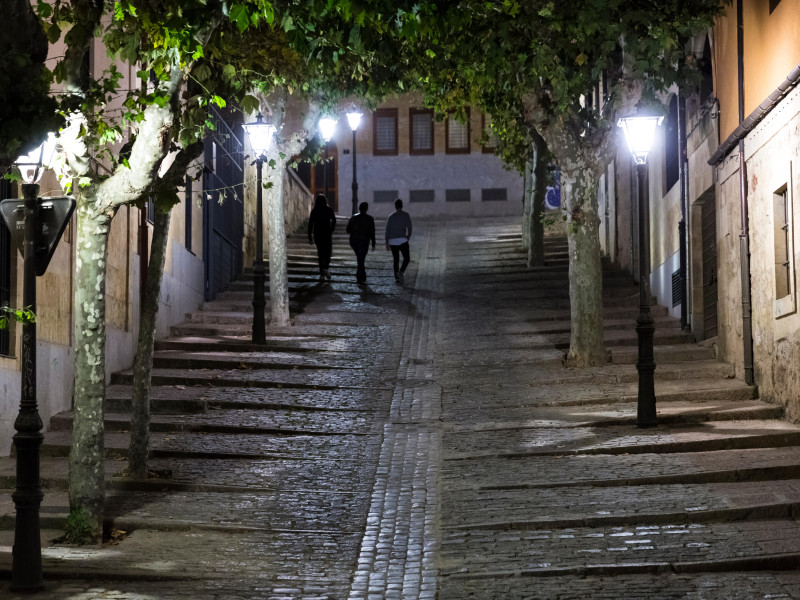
[5,217,800,599]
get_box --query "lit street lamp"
[319,116,337,201]
[618,110,663,428]
[243,114,276,345]
[10,135,56,591]
[346,111,362,215]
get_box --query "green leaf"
[230,4,250,32]
[211,95,227,108]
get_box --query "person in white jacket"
[384,198,412,284]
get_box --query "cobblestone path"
[2,216,800,599]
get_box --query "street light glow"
[15,133,56,184]
[346,111,363,132]
[319,116,337,142]
[243,114,276,158]
[617,113,663,165]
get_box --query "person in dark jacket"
[346,202,376,284]
[308,194,336,281]
[384,198,412,284]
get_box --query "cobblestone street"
[2,215,800,598]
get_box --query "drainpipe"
[737,0,755,385]
[678,92,690,331]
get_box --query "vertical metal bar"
[252,159,266,345]
[11,183,43,591]
[737,0,755,385]
[635,163,657,427]
[352,129,358,215]
[678,93,690,331]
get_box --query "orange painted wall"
[715,0,800,141]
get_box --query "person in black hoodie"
[308,194,336,281]
[346,202,376,284]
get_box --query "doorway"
[701,194,718,338]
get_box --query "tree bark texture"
[521,152,533,252]
[266,155,290,326]
[128,207,171,479]
[69,199,113,540]
[540,127,607,366]
[529,133,548,268]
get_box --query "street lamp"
[346,111,362,215]
[618,110,663,427]
[319,116,337,201]
[243,114,276,345]
[11,134,56,591]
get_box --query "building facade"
[608,0,800,419]
[299,93,524,219]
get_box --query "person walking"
[346,202,376,285]
[308,194,336,282]
[385,198,412,284]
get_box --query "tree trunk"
[128,207,171,479]
[529,132,548,268]
[68,197,114,542]
[521,151,533,252]
[560,151,606,366]
[266,159,290,326]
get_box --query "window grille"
[775,186,791,299]
[410,110,434,154]
[373,109,398,155]
[447,114,470,153]
[672,269,682,307]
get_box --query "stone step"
[442,419,800,460]
[109,365,393,390]
[48,408,371,436]
[437,520,800,582]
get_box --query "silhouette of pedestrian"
[346,202,376,285]
[308,194,336,282]
[385,198,412,284]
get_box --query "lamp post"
[617,111,663,427]
[346,111,362,215]
[319,116,337,202]
[11,135,55,591]
[243,114,276,345]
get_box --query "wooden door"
[701,196,718,338]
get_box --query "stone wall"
[716,84,800,418]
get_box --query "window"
[482,188,507,202]
[446,189,470,202]
[446,109,470,154]
[482,114,499,153]
[410,109,434,155]
[373,109,398,155]
[774,176,796,318]
[775,185,791,299]
[410,190,435,203]
[664,95,679,193]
